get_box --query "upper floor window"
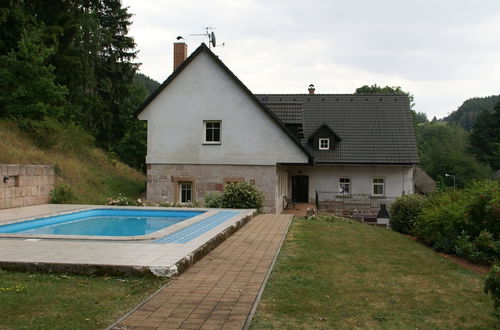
[319,138,330,150]
[339,177,351,194]
[372,178,385,196]
[204,120,221,144]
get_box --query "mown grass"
[251,216,498,329]
[0,120,145,203]
[0,270,164,329]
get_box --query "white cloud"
[123,0,500,119]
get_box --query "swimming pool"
[0,209,205,239]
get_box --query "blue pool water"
[155,211,241,244]
[0,209,204,237]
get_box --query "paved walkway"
[282,202,316,217]
[112,214,293,330]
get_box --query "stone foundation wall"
[0,164,55,209]
[147,164,277,213]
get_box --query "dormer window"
[319,138,330,150]
[308,124,340,151]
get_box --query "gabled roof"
[134,43,313,164]
[256,94,419,165]
[308,124,341,142]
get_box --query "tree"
[0,26,67,121]
[355,84,428,125]
[445,95,500,131]
[416,123,491,187]
[469,100,500,170]
[112,76,149,171]
[355,84,415,108]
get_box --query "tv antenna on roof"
[189,27,225,49]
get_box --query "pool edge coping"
[0,209,258,278]
[0,206,251,241]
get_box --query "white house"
[135,42,419,213]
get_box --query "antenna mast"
[189,27,224,49]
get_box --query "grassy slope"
[0,120,145,204]
[251,217,498,329]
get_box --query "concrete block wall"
[0,164,55,209]
[147,164,277,213]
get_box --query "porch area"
[281,202,316,217]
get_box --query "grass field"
[0,270,164,329]
[251,216,498,329]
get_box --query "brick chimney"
[308,84,315,95]
[173,41,188,71]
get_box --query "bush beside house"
[220,182,264,210]
[389,194,427,234]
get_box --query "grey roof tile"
[256,94,419,165]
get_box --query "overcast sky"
[122,0,500,119]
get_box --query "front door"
[292,175,309,202]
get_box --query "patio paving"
[111,213,293,330]
[0,204,254,277]
[282,202,316,217]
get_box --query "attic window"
[319,138,330,150]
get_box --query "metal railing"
[315,190,391,210]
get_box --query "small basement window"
[179,182,193,203]
[204,120,221,144]
[372,178,384,196]
[319,138,330,150]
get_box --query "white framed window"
[204,120,221,144]
[179,182,193,203]
[319,138,330,150]
[372,178,384,196]
[339,177,351,194]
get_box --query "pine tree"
[0,26,67,120]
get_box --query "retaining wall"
[0,164,55,209]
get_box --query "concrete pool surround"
[0,204,256,277]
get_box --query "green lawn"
[251,216,498,329]
[0,270,164,329]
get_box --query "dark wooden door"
[292,175,309,202]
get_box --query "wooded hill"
[0,0,158,171]
[444,95,500,130]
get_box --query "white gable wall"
[139,51,308,166]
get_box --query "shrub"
[389,194,426,234]
[50,184,75,204]
[220,182,264,210]
[414,189,468,252]
[106,194,136,206]
[415,180,500,258]
[466,180,500,238]
[204,191,223,208]
[158,201,200,208]
[484,263,500,314]
[455,230,500,264]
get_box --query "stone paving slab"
[111,214,293,330]
[0,204,254,277]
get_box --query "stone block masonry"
[147,164,277,213]
[0,164,54,209]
